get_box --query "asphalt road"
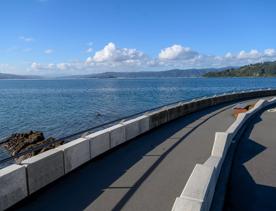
[224,105,276,211]
[13,99,259,211]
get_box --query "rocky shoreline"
[0,131,64,163]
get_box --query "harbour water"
[1,77,276,160]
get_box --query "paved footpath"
[14,99,258,211]
[224,105,276,211]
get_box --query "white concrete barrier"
[21,149,64,194]
[167,104,183,121]
[56,138,90,174]
[202,157,222,209]
[267,97,276,106]
[180,164,216,210]
[85,129,110,159]
[226,113,249,137]
[247,99,267,115]
[0,164,28,210]
[149,108,168,129]
[172,197,202,211]
[109,123,126,148]
[123,115,151,141]
[204,156,222,181]
[139,115,150,134]
[123,118,140,141]
[211,132,232,160]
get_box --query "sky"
[0,0,276,75]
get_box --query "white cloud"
[237,49,260,59]
[225,52,233,59]
[86,48,93,53]
[264,48,276,57]
[158,44,199,60]
[19,36,34,42]
[56,63,70,70]
[87,42,147,64]
[44,49,53,54]
[31,62,41,69]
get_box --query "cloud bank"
[29,42,276,74]
[44,49,53,54]
[19,36,34,42]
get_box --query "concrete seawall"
[1,89,276,210]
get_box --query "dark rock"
[1,131,64,163]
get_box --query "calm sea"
[1,77,276,161]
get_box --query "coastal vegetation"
[204,61,276,77]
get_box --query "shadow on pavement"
[11,103,231,211]
[224,114,276,211]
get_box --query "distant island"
[204,61,276,77]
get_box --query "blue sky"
[0,0,276,75]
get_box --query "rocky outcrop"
[1,131,64,163]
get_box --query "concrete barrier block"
[139,115,150,134]
[231,93,239,101]
[0,164,28,210]
[200,98,213,108]
[56,138,90,174]
[266,97,276,107]
[180,103,190,115]
[149,108,168,129]
[212,96,221,105]
[211,132,232,159]
[210,97,217,106]
[181,164,215,203]
[22,149,64,194]
[227,93,234,101]
[188,101,198,112]
[268,96,276,104]
[167,104,182,121]
[256,99,267,106]
[171,197,202,211]
[245,99,269,116]
[219,95,228,103]
[226,113,249,137]
[86,129,110,159]
[109,124,126,148]
[123,118,140,141]
[194,99,206,110]
[204,156,223,180]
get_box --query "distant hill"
[0,66,234,79]
[0,73,42,79]
[62,68,229,79]
[204,61,276,77]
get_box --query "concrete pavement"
[13,99,258,211]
